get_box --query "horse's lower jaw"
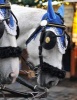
[37,73,59,89]
[43,77,59,88]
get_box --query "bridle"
[25,20,67,88]
[0,2,10,9]
[38,20,66,79]
[26,20,66,45]
[0,1,21,59]
[0,1,67,99]
[0,1,48,99]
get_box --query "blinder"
[0,20,5,38]
[0,3,20,39]
[40,20,66,50]
[42,31,57,50]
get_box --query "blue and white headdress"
[0,0,17,36]
[42,0,68,54]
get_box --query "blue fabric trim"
[9,15,14,28]
[41,0,65,47]
[57,4,64,18]
[48,0,56,20]
[33,29,41,40]
[41,13,65,47]
[0,0,14,28]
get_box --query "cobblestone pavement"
[1,79,77,100]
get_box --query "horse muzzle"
[0,72,17,84]
[37,62,66,88]
[37,70,59,88]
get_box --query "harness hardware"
[47,23,66,29]
[0,3,10,9]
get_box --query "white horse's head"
[26,0,68,88]
[0,0,21,84]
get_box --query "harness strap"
[26,22,66,45]
[0,3,10,8]
[26,25,41,45]
[47,23,66,29]
[41,62,66,79]
[10,10,20,39]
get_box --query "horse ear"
[0,0,5,3]
[57,4,64,18]
[47,0,56,21]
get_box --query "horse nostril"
[9,72,16,80]
[9,73,15,78]
[46,81,53,89]
[7,73,16,84]
[9,72,17,83]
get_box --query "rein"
[0,2,47,99]
[0,76,48,99]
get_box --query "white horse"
[11,4,46,48]
[0,0,21,84]
[11,0,68,88]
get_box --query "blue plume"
[42,2,65,48]
[0,0,5,3]
[47,0,56,21]
[0,0,6,13]
[57,4,64,17]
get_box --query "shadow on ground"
[1,78,77,100]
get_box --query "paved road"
[1,79,77,100]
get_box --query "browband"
[47,23,66,29]
[0,3,10,8]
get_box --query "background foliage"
[10,0,63,7]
